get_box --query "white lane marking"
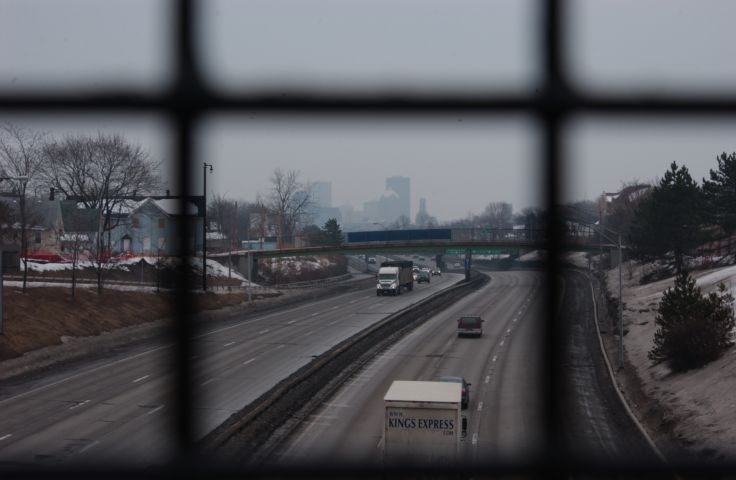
[0,344,169,407]
[78,440,99,454]
[224,341,235,347]
[275,344,285,350]
[500,340,505,347]
[200,378,215,387]
[69,400,90,410]
[327,321,337,326]
[349,300,357,304]
[311,312,319,317]
[243,358,256,366]
[287,320,297,324]
[147,405,165,416]
[513,318,518,323]
[332,306,339,310]
[305,330,315,336]
[477,401,484,412]
[492,355,498,362]
[0,434,11,441]
[507,328,512,333]
[132,375,150,383]
[258,329,270,335]
[472,433,478,445]
[485,375,490,384]
[323,403,352,408]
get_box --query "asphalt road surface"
[559,270,659,466]
[0,271,462,467]
[274,270,545,468]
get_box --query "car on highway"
[437,375,470,409]
[416,270,430,284]
[368,257,377,264]
[453,262,461,269]
[457,315,483,337]
[431,269,441,276]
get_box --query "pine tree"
[629,162,706,273]
[649,271,735,371]
[702,152,736,236]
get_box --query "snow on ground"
[563,251,590,269]
[519,250,544,262]
[23,256,258,287]
[605,261,736,459]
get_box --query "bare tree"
[64,232,88,300]
[267,168,312,247]
[43,133,162,293]
[0,123,47,291]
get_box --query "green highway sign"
[445,247,508,255]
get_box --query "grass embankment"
[0,287,249,361]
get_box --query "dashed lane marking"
[485,375,490,384]
[305,330,315,336]
[472,433,478,445]
[287,320,297,324]
[69,400,90,410]
[200,378,215,387]
[132,375,150,383]
[147,405,165,416]
[78,440,99,454]
[507,328,512,333]
[243,358,256,366]
[500,340,505,347]
[275,344,285,350]
[492,355,498,362]
[224,342,235,347]
[477,401,484,412]
[258,329,270,335]
[311,312,319,317]
[0,434,11,441]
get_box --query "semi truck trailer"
[383,380,464,465]
[377,260,414,296]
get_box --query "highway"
[274,270,545,468]
[0,269,463,467]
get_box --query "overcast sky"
[3,1,736,220]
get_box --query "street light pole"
[591,223,625,371]
[0,175,29,335]
[618,233,624,370]
[202,163,213,291]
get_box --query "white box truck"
[377,260,414,296]
[383,380,464,465]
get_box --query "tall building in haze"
[311,181,332,208]
[385,176,410,221]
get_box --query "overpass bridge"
[208,227,620,277]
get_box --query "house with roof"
[108,197,202,256]
[0,196,66,259]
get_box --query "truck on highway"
[383,380,464,465]
[377,260,414,296]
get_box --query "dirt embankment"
[0,286,249,362]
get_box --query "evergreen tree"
[702,152,736,236]
[649,271,735,371]
[321,218,344,245]
[629,162,706,273]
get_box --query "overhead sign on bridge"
[445,247,508,255]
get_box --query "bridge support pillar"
[610,247,621,268]
[464,248,472,281]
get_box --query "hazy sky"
[3,1,736,221]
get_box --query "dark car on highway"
[416,270,430,284]
[438,375,470,409]
[457,315,483,337]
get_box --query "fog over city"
[4,1,736,219]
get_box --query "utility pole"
[202,163,213,291]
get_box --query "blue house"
[110,198,202,256]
